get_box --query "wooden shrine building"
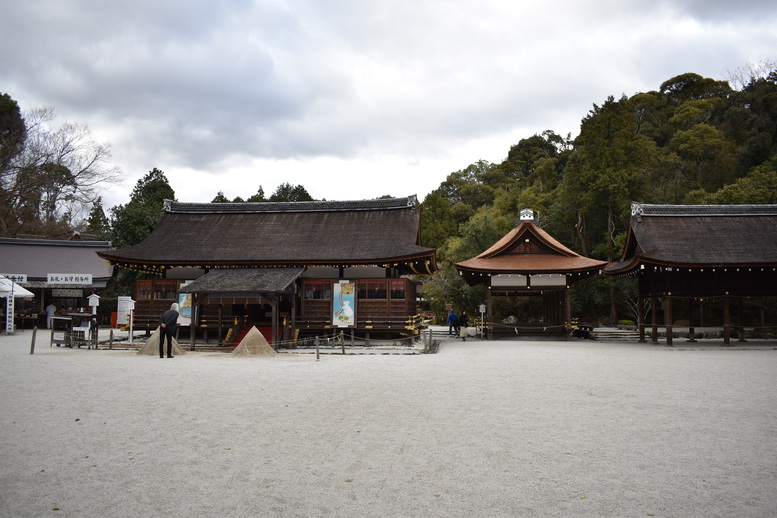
[455,209,606,339]
[604,203,777,345]
[96,196,437,346]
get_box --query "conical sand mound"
[232,326,277,356]
[137,327,187,356]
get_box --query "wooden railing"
[295,313,426,334]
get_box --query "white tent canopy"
[0,276,33,298]
[2,275,33,335]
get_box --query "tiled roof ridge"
[0,237,112,247]
[632,202,777,217]
[164,195,418,214]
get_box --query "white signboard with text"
[1,273,27,284]
[47,273,92,285]
[117,296,134,325]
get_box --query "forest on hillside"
[3,66,776,324]
[418,69,777,323]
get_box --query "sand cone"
[137,327,186,356]
[231,326,277,356]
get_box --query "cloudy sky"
[3,1,775,210]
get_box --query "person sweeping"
[159,303,179,358]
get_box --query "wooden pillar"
[487,288,494,340]
[637,295,646,342]
[217,304,223,346]
[687,298,696,342]
[737,297,746,342]
[665,296,673,346]
[650,297,659,344]
[291,287,298,346]
[723,295,731,346]
[189,293,196,351]
[565,287,572,340]
[271,296,278,348]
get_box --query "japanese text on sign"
[1,273,27,283]
[47,273,93,285]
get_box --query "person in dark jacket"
[458,311,469,341]
[159,303,179,358]
[447,310,458,335]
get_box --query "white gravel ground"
[1,329,776,518]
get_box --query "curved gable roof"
[455,220,606,285]
[605,203,777,274]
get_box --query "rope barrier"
[273,331,419,349]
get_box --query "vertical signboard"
[332,280,356,327]
[177,292,193,326]
[117,296,133,325]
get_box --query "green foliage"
[211,191,230,202]
[85,197,111,239]
[269,183,314,202]
[246,186,267,202]
[109,168,175,248]
[212,186,268,203]
[0,92,26,173]
[685,157,777,204]
[420,66,777,324]
[419,191,456,249]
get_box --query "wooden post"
[650,297,659,344]
[109,329,114,350]
[189,293,196,351]
[487,288,493,340]
[271,296,278,347]
[217,305,223,346]
[564,287,572,341]
[665,296,673,346]
[737,297,746,342]
[29,326,37,354]
[637,295,646,342]
[687,298,696,342]
[723,295,731,346]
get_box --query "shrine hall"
[97,196,436,346]
[604,203,777,345]
[455,209,606,339]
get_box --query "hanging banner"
[332,280,356,327]
[177,292,194,326]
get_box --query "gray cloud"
[2,0,775,206]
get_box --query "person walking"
[46,303,57,329]
[458,311,469,341]
[159,303,179,358]
[447,309,458,335]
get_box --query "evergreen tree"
[110,168,175,248]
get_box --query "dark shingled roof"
[605,203,777,274]
[455,220,606,285]
[97,196,437,273]
[179,268,304,295]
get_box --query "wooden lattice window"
[389,279,406,299]
[358,280,387,299]
[303,280,331,300]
